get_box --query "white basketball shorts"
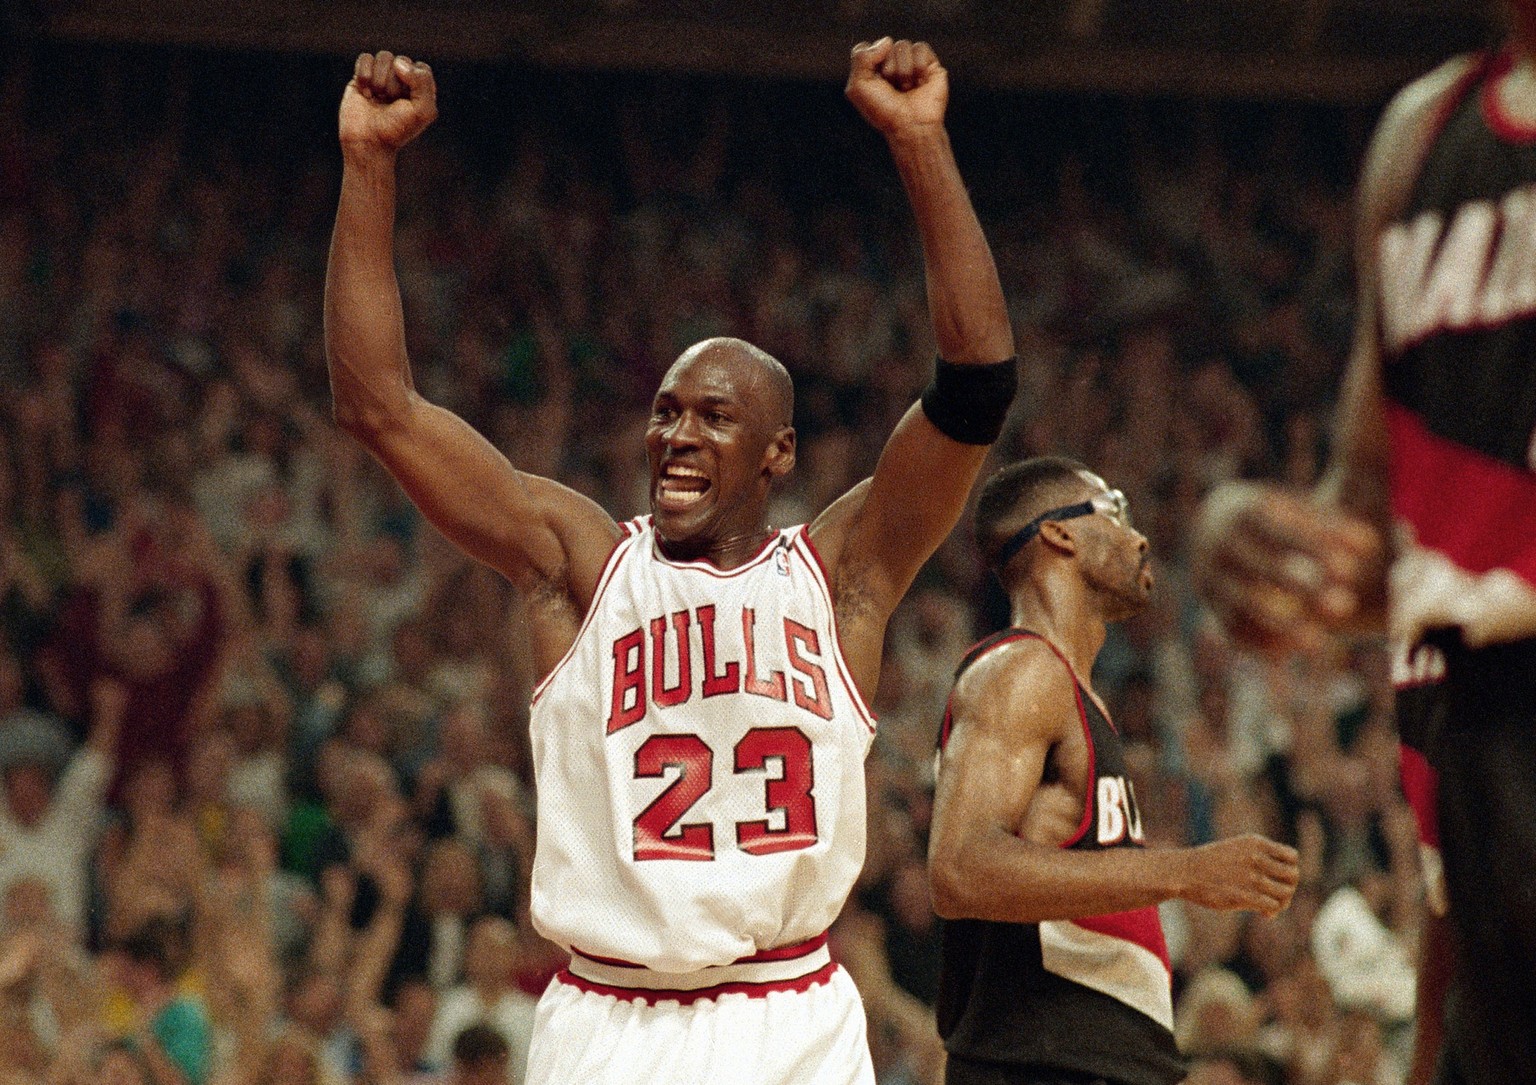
[524,937,875,1085]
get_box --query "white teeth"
[658,465,709,511]
[658,485,706,506]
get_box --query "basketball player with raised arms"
[325,39,1016,1085]
[930,457,1299,1085]
[1192,5,1536,1082]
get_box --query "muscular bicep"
[866,402,983,574]
[929,645,1077,913]
[855,405,989,601]
[808,406,989,687]
[932,702,1050,854]
[353,394,621,606]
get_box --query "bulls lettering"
[741,607,787,700]
[608,629,647,733]
[606,606,833,733]
[650,611,692,708]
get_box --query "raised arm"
[929,641,1298,923]
[324,51,620,673]
[813,39,1016,688]
[343,842,412,1023]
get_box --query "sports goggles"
[995,489,1131,568]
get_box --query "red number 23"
[632,727,817,861]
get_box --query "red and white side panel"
[1039,909,1174,1031]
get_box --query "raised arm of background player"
[1190,55,1536,657]
[929,638,1300,922]
[810,38,1017,697]
[324,52,622,679]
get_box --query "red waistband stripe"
[555,961,839,1007]
[562,932,836,1004]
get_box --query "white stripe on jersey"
[529,519,875,974]
[791,531,877,734]
[1039,919,1175,1030]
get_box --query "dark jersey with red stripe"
[1375,53,1536,1085]
[1377,51,1536,587]
[934,630,1183,1085]
[1392,640,1448,917]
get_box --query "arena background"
[0,3,1501,1084]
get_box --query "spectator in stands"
[448,1025,510,1085]
[111,919,212,1085]
[425,917,536,1084]
[0,683,122,936]
[0,38,1417,1085]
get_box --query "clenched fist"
[339,51,438,157]
[1190,481,1383,657]
[846,37,948,136]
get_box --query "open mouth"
[657,464,711,512]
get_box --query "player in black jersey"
[931,456,1300,1085]
[1192,5,1536,1083]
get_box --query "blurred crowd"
[0,40,1425,1085]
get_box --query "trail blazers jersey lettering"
[935,630,1183,1085]
[529,518,876,973]
[1378,50,1536,591]
[1374,54,1536,1085]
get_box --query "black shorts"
[1427,632,1536,1085]
[943,1056,1117,1085]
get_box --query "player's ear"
[764,426,796,480]
[1037,519,1078,556]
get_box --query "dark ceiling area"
[17,0,1505,101]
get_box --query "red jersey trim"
[1074,908,1173,973]
[1481,50,1536,145]
[554,961,839,1005]
[1386,400,1536,585]
[529,528,638,705]
[793,528,878,734]
[744,932,829,962]
[1399,742,1441,848]
[647,520,783,576]
[1031,636,1098,849]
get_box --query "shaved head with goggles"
[973,454,1150,620]
[993,488,1132,569]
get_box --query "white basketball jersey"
[528,518,877,973]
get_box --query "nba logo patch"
[774,544,790,576]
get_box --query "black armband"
[919,357,1018,445]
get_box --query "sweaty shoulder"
[949,634,1081,746]
[1359,54,1484,234]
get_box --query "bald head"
[667,338,794,429]
[646,337,798,555]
